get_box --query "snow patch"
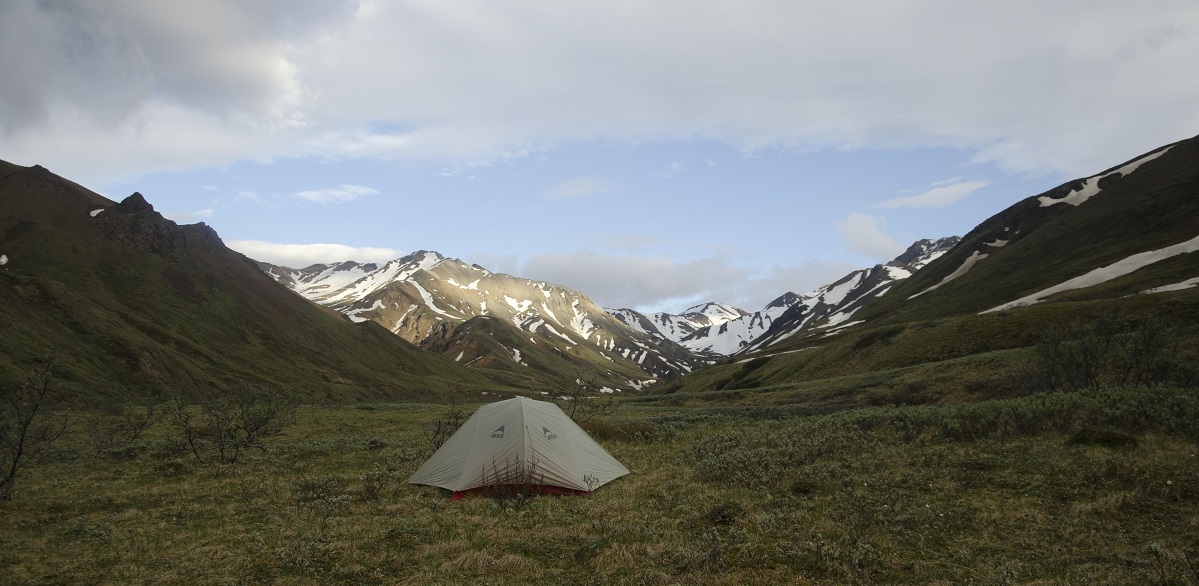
[984,233,1199,313]
[1140,277,1199,295]
[628,379,657,391]
[884,265,912,280]
[346,299,385,323]
[1038,146,1173,208]
[821,320,865,336]
[910,251,988,299]
[820,272,863,306]
[89,208,105,217]
[411,281,460,318]
[569,299,596,338]
[0,254,7,266]
[392,304,419,332]
[505,295,532,313]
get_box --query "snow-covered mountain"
[263,239,961,385]
[608,301,748,347]
[262,252,703,391]
[611,237,960,356]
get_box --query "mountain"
[262,254,705,392]
[873,137,1199,319]
[0,160,497,402]
[611,237,959,356]
[607,301,748,347]
[658,133,1199,399]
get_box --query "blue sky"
[3,1,1198,312]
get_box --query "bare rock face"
[100,193,227,263]
[116,192,155,214]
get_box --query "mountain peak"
[894,236,960,269]
[116,192,154,214]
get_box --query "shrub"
[167,388,296,464]
[1,359,69,501]
[84,401,158,459]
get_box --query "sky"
[2,1,1198,313]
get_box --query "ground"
[1,393,1197,585]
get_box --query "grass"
[662,289,1199,405]
[3,389,1198,585]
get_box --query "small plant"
[481,455,545,512]
[554,377,619,423]
[361,469,388,500]
[426,395,465,452]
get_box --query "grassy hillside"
[0,161,500,403]
[870,135,1199,322]
[659,289,1199,404]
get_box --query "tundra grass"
[2,392,1197,585]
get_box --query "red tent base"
[450,485,591,500]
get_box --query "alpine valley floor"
[1,391,1196,585]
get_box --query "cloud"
[547,175,615,199]
[836,212,906,260]
[291,184,378,203]
[0,0,347,135]
[226,240,403,268]
[4,1,1199,183]
[519,250,858,312]
[875,180,990,210]
[163,208,214,223]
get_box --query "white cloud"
[520,250,857,312]
[227,240,403,268]
[3,1,1198,184]
[836,212,906,261]
[546,175,615,199]
[291,184,378,203]
[164,208,214,223]
[875,180,990,210]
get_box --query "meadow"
[2,386,1198,585]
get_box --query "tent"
[408,396,629,495]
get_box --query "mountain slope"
[0,161,495,402]
[658,133,1199,398]
[263,255,705,391]
[869,136,1199,321]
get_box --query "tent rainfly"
[408,396,629,495]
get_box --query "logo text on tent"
[543,427,557,440]
[491,425,505,439]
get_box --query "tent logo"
[543,427,558,440]
[490,425,505,439]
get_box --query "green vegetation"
[2,384,1197,584]
[664,290,1199,404]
